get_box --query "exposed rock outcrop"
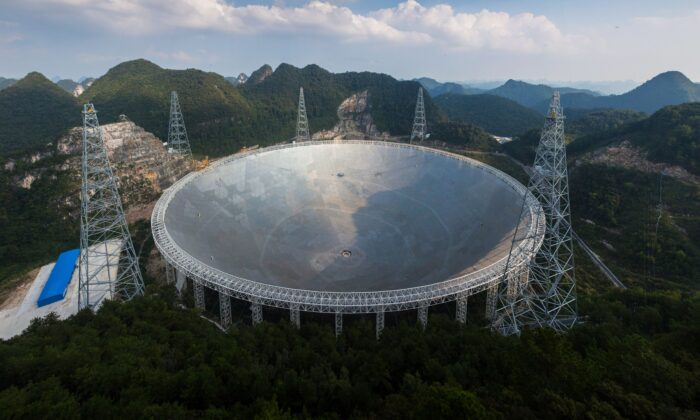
[72,78,93,97]
[56,121,191,206]
[247,64,273,85]
[313,90,391,140]
[580,140,699,184]
[18,174,36,189]
[7,121,190,208]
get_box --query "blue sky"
[1,0,699,89]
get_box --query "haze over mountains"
[418,71,700,115]
[551,71,700,114]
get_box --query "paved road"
[572,230,626,289]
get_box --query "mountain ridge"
[415,77,484,96]
[488,79,600,107]
[533,71,700,114]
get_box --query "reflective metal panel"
[164,142,527,292]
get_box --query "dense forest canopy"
[0,285,697,418]
[565,108,647,137]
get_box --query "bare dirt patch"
[0,268,40,309]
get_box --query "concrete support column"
[335,312,343,337]
[456,294,468,324]
[376,310,385,340]
[485,284,497,320]
[290,306,300,329]
[251,303,263,325]
[417,306,429,330]
[175,268,186,292]
[219,292,232,329]
[194,281,205,310]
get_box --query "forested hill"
[82,59,252,156]
[488,79,599,108]
[240,63,444,140]
[565,108,647,138]
[568,103,700,175]
[434,93,542,136]
[415,77,484,96]
[10,59,442,157]
[533,71,700,114]
[0,72,80,156]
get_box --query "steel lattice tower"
[492,92,577,335]
[410,87,426,143]
[78,103,145,310]
[296,87,311,142]
[168,91,192,157]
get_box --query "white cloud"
[19,0,582,53]
[372,1,583,53]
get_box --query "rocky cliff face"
[9,121,190,210]
[71,78,93,97]
[247,64,273,85]
[313,90,391,140]
[55,121,190,206]
[226,73,249,86]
